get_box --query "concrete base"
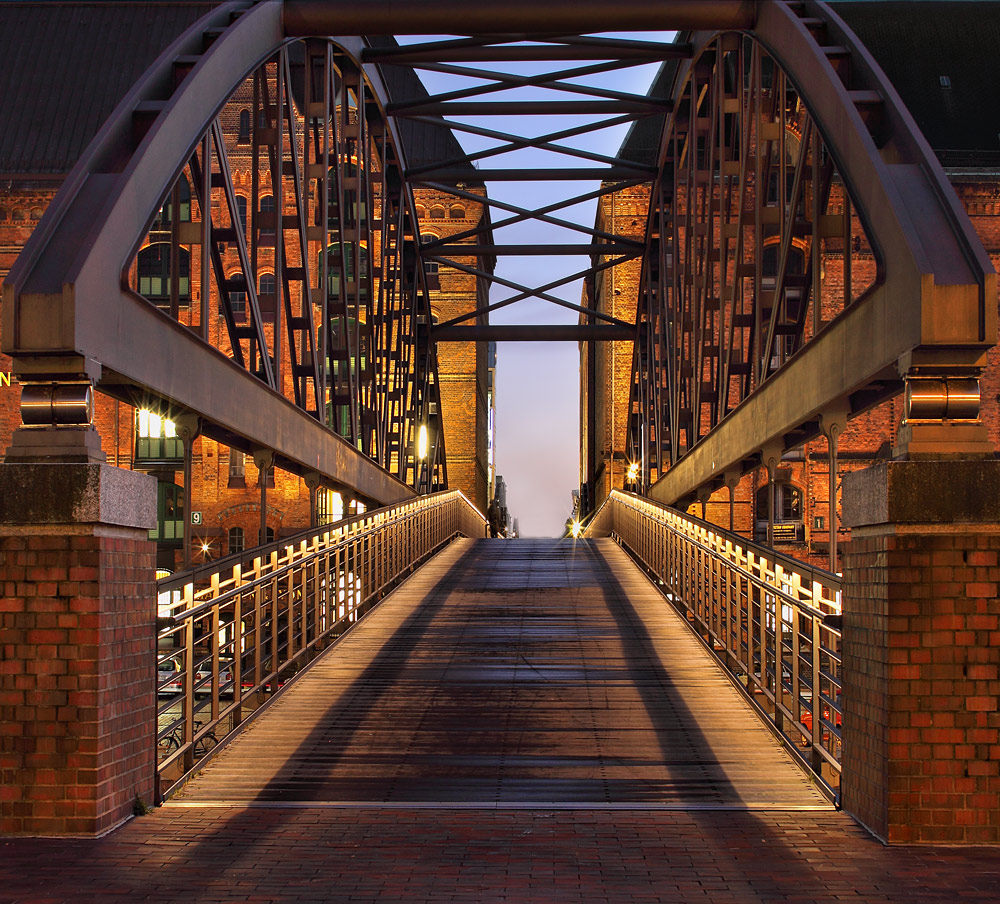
[0,464,157,836]
[842,460,1000,844]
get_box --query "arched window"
[449,205,465,219]
[321,243,368,299]
[415,205,427,218]
[225,272,247,316]
[259,273,275,296]
[29,207,43,221]
[235,196,248,234]
[0,208,7,221]
[259,194,275,236]
[429,206,445,219]
[137,243,191,305]
[238,109,251,141]
[227,526,245,555]
[420,233,439,276]
[12,209,26,220]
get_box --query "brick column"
[842,460,1000,844]
[0,463,157,836]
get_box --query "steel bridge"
[2,0,1000,880]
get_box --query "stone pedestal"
[0,464,157,836]
[842,460,1000,844]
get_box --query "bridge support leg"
[842,460,1000,844]
[0,463,157,836]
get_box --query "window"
[317,489,344,525]
[415,205,427,218]
[0,208,7,222]
[429,206,445,219]
[755,482,804,543]
[227,526,245,555]
[12,209,26,220]
[260,526,275,545]
[238,109,251,141]
[259,195,275,236]
[137,243,191,306]
[135,408,182,462]
[225,273,247,316]
[235,196,248,234]
[449,205,465,219]
[29,208,42,221]
[152,176,191,229]
[150,482,184,544]
[259,273,275,296]
[420,234,439,276]
[228,447,245,488]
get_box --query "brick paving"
[2,806,1000,903]
[3,539,999,901]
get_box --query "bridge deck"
[174,538,826,810]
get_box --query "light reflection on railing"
[154,489,485,800]
[586,490,843,798]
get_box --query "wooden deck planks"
[173,538,830,810]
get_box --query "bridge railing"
[586,490,843,798]
[154,489,485,799]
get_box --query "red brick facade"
[0,528,156,835]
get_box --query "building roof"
[0,2,474,178]
[0,2,217,174]
[618,1,1000,169]
[833,1,1000,165]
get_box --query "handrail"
[154,489,485,800]
[586,490,843,798]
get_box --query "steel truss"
[129,39,445,493]
[366,36,668,345]
[3,2,445,503]
[3,0,994,513]
[628,0,995,506]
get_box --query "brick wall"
[0,530,156,835]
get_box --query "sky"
[400,35,671,536]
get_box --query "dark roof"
[617,58,680,167]
[618,2,1000,168]
[0,3,474,180]
[0,2,217,174]
[833,1,1000,165]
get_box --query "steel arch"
[630,0,995,507]
[2,1,445,504]
[3,0,993,512]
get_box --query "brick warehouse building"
[0,2,493,569]
[582,0,1000,570]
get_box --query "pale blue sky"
[397,35,671,534]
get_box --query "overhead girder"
[630,0,995,507]
[2,1,448,505]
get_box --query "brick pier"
[842,460,1000,843]
[0,463,156,836]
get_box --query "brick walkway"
[3,539,999,901]
[2,807,1000,903]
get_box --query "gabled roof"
[617,2,1000,169]
[834,0,1000,165]
[0,2,217,174]
[0,2,474,179]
